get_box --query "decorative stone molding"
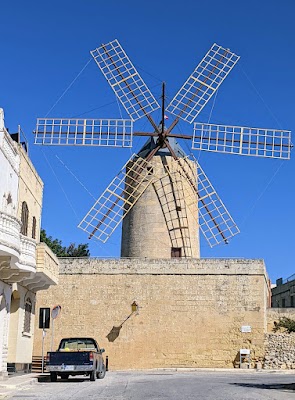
[0,269,32,284]
[0,128,20,174]
[0,211,21,259]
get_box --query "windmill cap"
[137,136,187,158]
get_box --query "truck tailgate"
[49,352,92,365]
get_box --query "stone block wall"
[33,258,268,369]
[264,333,295,369]
[264,308,295,369]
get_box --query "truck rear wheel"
[90,369,97,381]
[97,364,106,379]
[50,372,57,382]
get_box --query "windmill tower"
[34,40,292,259]
[120,139,200,259]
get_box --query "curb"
[0,375,38,392]
[110,367,295,374]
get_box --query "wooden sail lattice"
[193,123,291,159]
[35,118,133,147]
[91,39,160,121]
[78,155,158,242]
[166,157,239,247]
[153,170,194,257]
[166,43,240,123]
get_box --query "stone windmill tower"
[34,40,292,259]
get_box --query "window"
[32,217,36,239]
[147,166,153,175]
[171,247,182,258]
[291,297,294,308]
[20,202,29,236]
[59,338,97,351]
[23,298,32,333]
[282,298,286,308]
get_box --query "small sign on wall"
[241,325,251,333]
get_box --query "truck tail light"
[46,353,50,363]
[89,352,93,361]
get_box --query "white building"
[0,108,58,377]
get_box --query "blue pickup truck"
[46,337,106,382]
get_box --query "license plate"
[62,365,74,371]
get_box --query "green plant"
[273,317,295,333]
[40,229,90,257]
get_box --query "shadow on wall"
[106,305,138,342]
[106,326,122,342]
[232,351,240,368]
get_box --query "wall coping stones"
[58,257,267,276]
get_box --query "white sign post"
[51,305,62,352]
[41,310,47,374]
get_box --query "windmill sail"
[34,118,133,147]
[167,157,239,247]
[193,123,292,159]
[166,44,239,123]
[91,39,160,121]
[78,155,158,242]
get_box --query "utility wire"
[240,160,285,228]
[70,101,117,118]
[55,155,96,200]
[238,64,283,129]
[41,149,80,221]
[45,57,93,117]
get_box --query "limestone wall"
[7,284,36,366]
[17,145,43,241]
[33,258,268,370]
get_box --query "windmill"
[34,39,292,259]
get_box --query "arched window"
[20,202,29,236]
[32,217,36,239]
[23,298,32,333]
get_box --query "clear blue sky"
[1,0,294,282]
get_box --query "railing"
[283,274,295,284]
[18,234,37,271]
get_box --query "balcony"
[22,243,59,292]
[0,211,21,262]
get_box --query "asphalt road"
[7,371,295,400]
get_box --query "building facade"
[271,275,295,308]
[0,109,58,377]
